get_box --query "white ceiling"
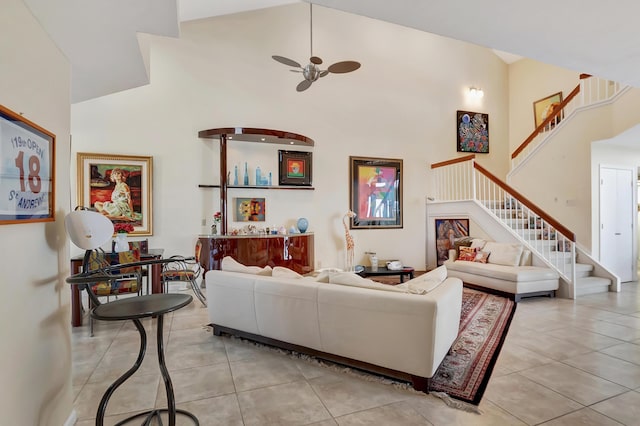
[22,0,640,103]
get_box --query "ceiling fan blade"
[319,70,329,78]
[310,56,323,65]
[296,80,312,92]
[328,61,361,74]
[272,55,302,69]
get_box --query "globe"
[297,217,309,233]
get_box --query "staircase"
[430,156,618,299]
[489,203,611,297]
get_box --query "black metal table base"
[92,296,199,426]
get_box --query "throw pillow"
[221,256,273,276]
[272,266,303,279]
[470,238,487,250]
[474,250,490,263]
[398,265,447,295]
[483,242,523,266]
[329,272,407,293]
[458,246,477,262]
[453,237,473,255]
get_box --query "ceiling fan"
[272,3,361,92]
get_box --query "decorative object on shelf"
[342,210,356,271]
[457,110,489,153]
[113,222,134,252]
[297,217,309,233]
[211,211,221,235]
[77,152,153,235]
[435,218,469,266]
[533,91,563,130]
[366,251,378,271]
[271,3,361,92]
[233,165,239,185]
[243,162,249,185]
[235,197,265,222]
[279,150,312,186]
[269,172,272,186]
[0,104,55,225]
[256,166,261,186]
[349,156,403,229]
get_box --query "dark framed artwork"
[278,150,312,186]
[77,152,153,236]
[457,110,489,153]
[349,156,402,229]
[435,218,469,266]
[235,197,266,222]
[0,104,56,224]
[533,91,563,129]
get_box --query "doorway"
[599,166,635,282]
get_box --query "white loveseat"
[445,240,559,302]
[206,263,463,391]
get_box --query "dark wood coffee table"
[357,266,415,283]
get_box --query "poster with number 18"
[0,104,55,224]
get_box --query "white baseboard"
[64,409,77,426]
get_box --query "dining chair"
[161,240,207,306]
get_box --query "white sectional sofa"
[206,264,463,391]
[445,240,559,302]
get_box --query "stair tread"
[577,276,611,286]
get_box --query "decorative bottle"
[269,172,272,186]
[243,162,249,185]
[233,165,238,185]
[256,166,261,186]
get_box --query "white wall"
[71,3,510,270]
[0,1,73,425]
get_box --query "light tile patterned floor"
[72,283,640,425]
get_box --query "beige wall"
[0,0,73,425]
[508,58,580,153]
[71,3,510,270]
[508,57,640,252]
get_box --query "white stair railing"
[432,156,576,298]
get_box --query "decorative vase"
[211,223,218,235]
[297,217,309,233]
[114,233,129,252]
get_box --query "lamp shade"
[65,210,114,250]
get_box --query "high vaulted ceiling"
[22,0,640,103]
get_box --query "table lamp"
[65,209,113,265]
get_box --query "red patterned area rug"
[430,287,517,406]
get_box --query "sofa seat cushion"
[445,260,558,282]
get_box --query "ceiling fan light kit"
[272,4,361,92]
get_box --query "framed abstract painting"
[235,197,266,222]
[457,110,489,153]
[278,150,312,186]
[349,156,402,229]
[435,218,469,266]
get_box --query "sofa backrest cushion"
[272,266,304,279]
[483,242,524,266]
[397,265,447,295]
[329,272,407,293]
[221,256,273,275]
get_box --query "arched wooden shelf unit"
[198,127,315,234]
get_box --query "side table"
[357,266,415,283]
[90,293,199,425]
